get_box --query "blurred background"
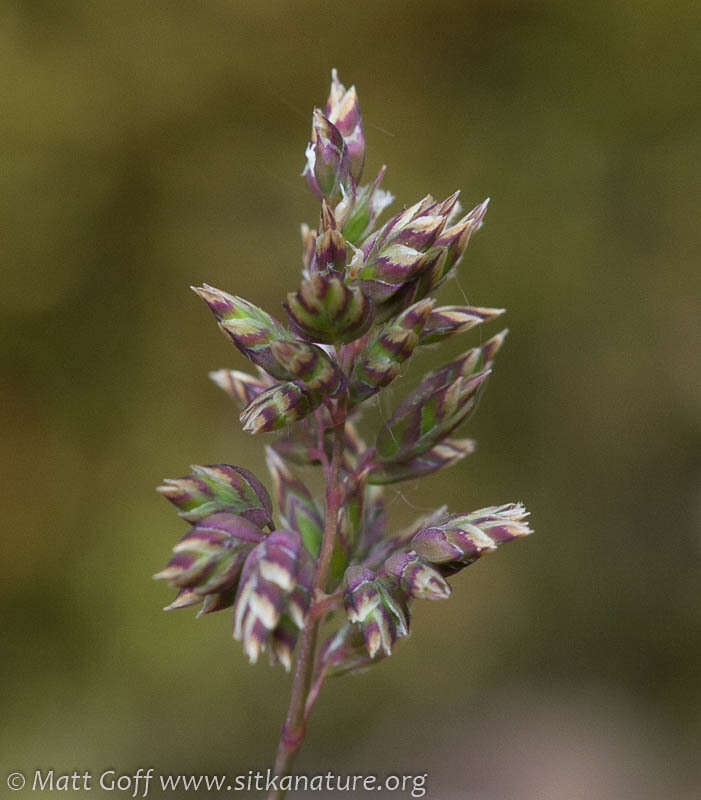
[2,1,700,797]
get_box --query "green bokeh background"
[2,1,699,797]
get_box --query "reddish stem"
[268,392,347,799]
